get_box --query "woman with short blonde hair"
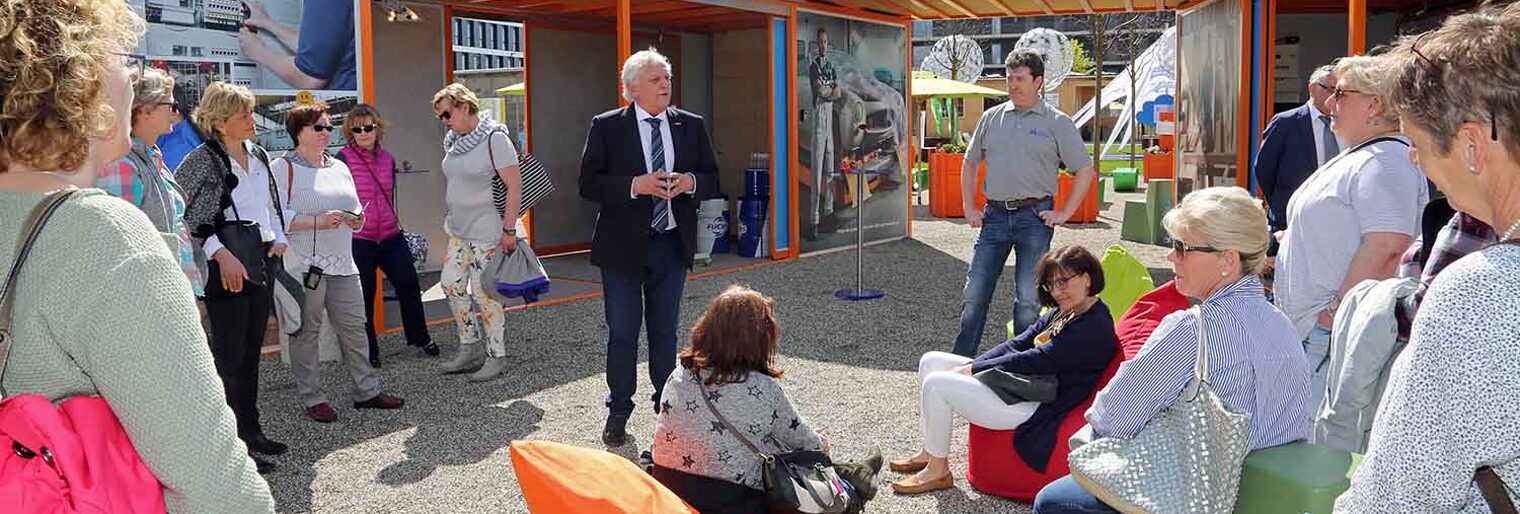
[1034,187,1310,513]
[431,82,526,381]
[1274,51,1429,413]
[0,0,274,509]
[176,80,293,464]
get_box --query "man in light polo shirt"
[951,49,1096,357]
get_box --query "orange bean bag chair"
[965,280,1189,501]
[510,440,699,514]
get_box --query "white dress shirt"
[204,141,286,259]
[1307,101,1342,165]
[628,105,697,208]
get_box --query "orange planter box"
[928,151,986,218]
[1143,152,1175,180]
[1056,173,1100,224]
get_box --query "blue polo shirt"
[294,1,357,90]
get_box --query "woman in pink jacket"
[336,104,438,367]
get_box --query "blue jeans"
[1303,324,1333,417]
[602,232,689,415]
[1032,475,1120,514]
[952,198,1055,357]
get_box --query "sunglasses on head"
[1410,31,1500,141]
[352,124,377,134]
[311,124,333,133]
[1171,240,1220,255]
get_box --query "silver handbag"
[1068,306,1252,514]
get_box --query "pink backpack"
[0,189,167,513]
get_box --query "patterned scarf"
[441,110,504,157]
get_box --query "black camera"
[302,265,324,290]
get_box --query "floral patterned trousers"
[441,236,507,357]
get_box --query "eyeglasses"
[154,102,178,113]
[1409,31,1500,141]
[1310,82,1334,92]
[1331,87,1366,100]
[311,124,333,132]
[1040,274,1081,293]
[436,110,452,121]
[352,124,377,134]
[1170,240,1220,255]
[115,52,147,75]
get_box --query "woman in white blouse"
[1337,5,1520,512]
[272,101,404,424]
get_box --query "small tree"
[1069,39,1096,76]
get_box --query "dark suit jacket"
[1253,104,1320,229]
[578,105,721,275]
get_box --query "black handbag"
[972,369,1059,404]
[695,370,850,514]
[204,144,286,296]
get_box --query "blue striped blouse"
[1086,275,1312,451]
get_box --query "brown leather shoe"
[888,456,930,473]
[354,393,405,409]
[306,403,337,423]
[890,473,954,495]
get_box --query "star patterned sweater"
[652,366,824,490]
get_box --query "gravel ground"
[258,188,1172,513]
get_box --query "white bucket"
[696,198,728,261]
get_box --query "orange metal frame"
[1237,0,1252,189]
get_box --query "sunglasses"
[1171,240,1220,255]
[1040,274,1081,293]
[1331,87,1366,100]
[155,102,178,114]
[311,124,333,133]
[437,110,452,121]
[352,124,377,134]
[1410,31,1500,141]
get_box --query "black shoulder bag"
[695,369,850,514]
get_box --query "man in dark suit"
[1254,63,1340,254]
[578,49,721,447]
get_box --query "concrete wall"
[1274,12,1399,104]
[525,27,617,250]
[372,3,449,270]
[712,29,770,201]
[680,34,714,122]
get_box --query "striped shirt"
[1086,275,1311,451]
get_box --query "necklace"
[1502,217,1520,242]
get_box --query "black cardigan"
[970,300,1119,473]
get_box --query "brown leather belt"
[986,196,1050,210]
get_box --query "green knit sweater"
[0,189,274,513]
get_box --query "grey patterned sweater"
[652,366,823,490]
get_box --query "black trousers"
[353,233,432,356]
[652,466,768,514]
[203,254,275,440]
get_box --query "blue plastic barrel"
[737,196,769,258]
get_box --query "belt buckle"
[998,198,1019,211]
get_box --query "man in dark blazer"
[578,48,721,447]
[1254,63,1340,255]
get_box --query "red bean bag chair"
[1114,279,1190,360]
[510,440,699,513]
[965,280,1188,501]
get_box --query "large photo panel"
[132,0,363,154]
[796,11,910,255]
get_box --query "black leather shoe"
[369,354,383,369]
[602,412,631,448]
[251,453,276,475]
[245,434,288,456]
[421,342,440,357]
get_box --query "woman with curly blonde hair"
[0,0,274,512]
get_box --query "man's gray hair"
[621,48,672,103]
[1308,63,1336,86]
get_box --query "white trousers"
[918,351,1039,458]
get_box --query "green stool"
[1120,200,1155,244]
[1145,179,1175,244]
[1097,175,1109,204]
[1234,441,1362,514]
[1112,167,1140,192]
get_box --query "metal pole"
[856,172,865,293]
